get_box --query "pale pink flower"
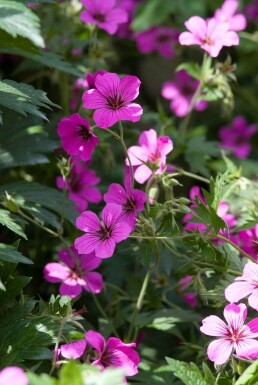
[214,0,247,31]
[127,129,173,184]
[83,72,143,128]
[200,303,258,364]
[225,262,258,311]
[0,367,28,385]
[44,245,104,298]
[75,203,132,259]
[86,330,140,376]
[179,16,239,57]
[80,0,128,35]
[161,70,207,117]
[135,26,179,59]
[103,176,146,229]
[219,116,257,159]
[57,113,98,161]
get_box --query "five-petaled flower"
[86,330,140,376]
[214,0,247,31]
[80,0,128,35]
[82,72,143,128]
[57,113,98,161]
[75,203,132,258]
[104,176,146,230]
[200,303,258,365]
[44,246,104,298]
[179,16,239,57]
[127,129,173,184]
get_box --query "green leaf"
[0,123,57,169]
[177,62,201,80]
[0,1,44,48]
[0,243,32,264]
[235,360,258,385]
[0,80,59,121]
[0,208,27,239]
[28,373,57,385]
[59,361,84,385]
[132,0,174,31]
[166,357,212,385]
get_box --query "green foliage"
[0,80,59,122]
[166,357,214,385]
[0,243,32,265]
[235,360,258,385]
[0,208,27,238]
[0,1,44,48]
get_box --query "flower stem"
[126,269,152,342]
[216,234,257,263]
[90,292,119,338]
[172,166,210,184]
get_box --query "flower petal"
[60,339,86,359]
[225,281,255,304]
[200,315,228,337]
[86,330,106,354]
[44,263,70,283]
[207,338,233,364]
[223,303,247,330]
[76,211,101,232]
[60,280,82,298]
[74,234,100,255]
[83,272,104,293]
[95,238,116,259]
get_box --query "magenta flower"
[219,116,257,159]
[86,330,140,376]
[135,26,179,59]
[75,203,132,259]
[80,0,128,35]
[127,129,173,184]
[57,114,98,161]
[44,246,104,298]
[225,262,258,311]
[57,157,102,212]
[82,72,143,129]
[0,367,28,385]
[178,276,197,308]
[179,16,239,57]
[103,176,146,229]
[57,339,87,359]
[245,0,258,22]
[200,303,258,365]
[237,225,258,260]
[161,70,207,117]
[214,0,247,31]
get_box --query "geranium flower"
[70,70,106,111]
[56,157,102,212]
[44,246,104,298]
[179,16,239,57]
[200,303,258,364]
[214,0,246,31]
[225,262,258,311]
[80,0,128,35]
[218,116,257,159]
[237,225,258,260]
[86,330,140,376]
[57,340,87,359]
[135,26,179,59]
[0,367,28,385]
[116,0,139,38]
[103,176,146,229]
[127,129,173,184]
[82,72,143,128]
[57,113,98,161]
[161,70,207,117]
[75,203,132,258]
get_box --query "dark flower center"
[157,34,169,43]
[123,198,136,213]
[182,84,194,96]
[94,13,105,23]
[78,125,91,141]
[149,152,160,163]
[107,95,125,110]
[98,223,112,240]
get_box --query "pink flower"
[135,26,179,59]
[178,276,197,308]
[161,70,208,117]
[103,176,146,229]
[214,0,247,31]
[56,157,102,212]
[127,129,173,184]
[86,330,140,376]
[0,367,28,385]
[44,245,104,298]
[179,16,239,57]
[237,225,258,260]
[200,303,258,364]
[80,0,128,35]
[57,339,87,359]
[225,262,258,311]
[219,116,257,159]
[57,114,98,161]
[75,203,132,259]
[83,72,143,128]
[245,0,258,22]
[116,0,139,38]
